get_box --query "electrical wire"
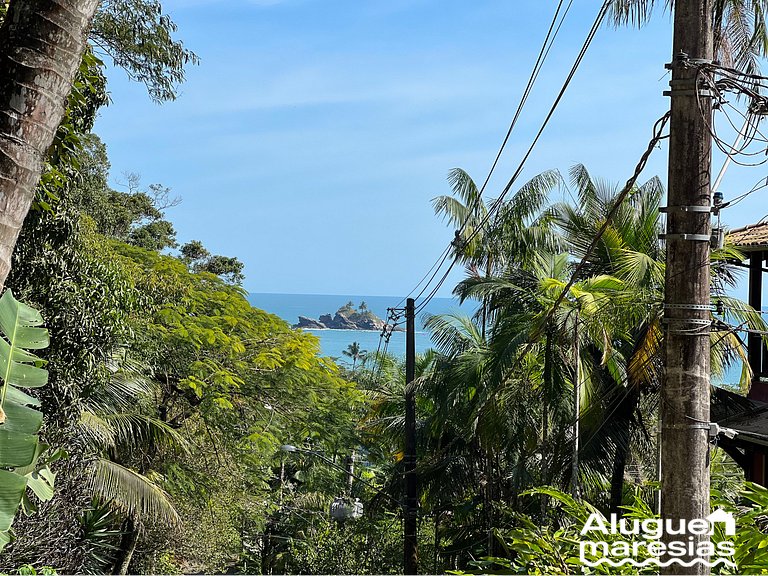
[551,309,757,484]
[371,308,403,386]
[395,0,582,312]
[412,0,612,315]
[719,173,768,209]
[489,110,671,386]
[695,63,768,174]
[475,0,575,197]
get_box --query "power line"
[462,0,611,250]
[371,308,403,386]
[395,244,452,310]
[484,110,671,398]
[475,0,575,197]
[396,0,579,312]
[413,0,613,315]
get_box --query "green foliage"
[180,240,244,285]
[170,477,246,573]
[609,0,768,75]
[356,163,766,574]
[335,302,381,325]
[89,460,178,526]
[93,238,366,571]
[91,0,199,102]
[8,207,139,423]
[78,505,123,574]
[489,488,655,574]
[712,483,768,574]
[146,551,182,575]
[178,240,208,262]
[283,517,405,575]
[37,49,108,213]
[342,342,367,371]
[67,147,178,252]
[13,565,56,575]
[0,292,52,551]
[472,485,768,575]
[128,220,177,252]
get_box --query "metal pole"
[571,317,580,499]
[662,0,713,573]
[404,298,419,575]
[748,252,764,381]
[345,451,355,496]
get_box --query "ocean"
[247,293,747,385]
[247,293,471,360]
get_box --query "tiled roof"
[728,223,768,249]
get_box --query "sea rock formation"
[295,316,326,329]
[294,302,390,331]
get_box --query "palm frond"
[79,410,117,449]
[90,459,179,525]
[608,0,663,27]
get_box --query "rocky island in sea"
[293,301,401,331]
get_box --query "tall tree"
[0,0,100,290]
[432,168,559,336]
[343,341,367,372]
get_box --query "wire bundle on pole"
[698,63,768,168]
[369,307,404,386]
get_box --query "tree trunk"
[0,0,99,289]
[609,390,640,515]
[572,318,580,499]
[540,326,553,517]
[115,518,139,575]
[345,450,355,495]
[610,433,630,515]
[481,256,492,340]
[433,513,440,573]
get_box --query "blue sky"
[92,1,763,299]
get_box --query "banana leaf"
[0,290,51,549]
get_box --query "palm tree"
[365,162,768,568]
[428,164,764,516]
[0,0,100,290]
[551,164,765,511]
[610,0,768,75]
[78,349,185,573]
[342,342,367,372]
[432,168,560,337]
[454,250,631,502]
[548,165,667,510]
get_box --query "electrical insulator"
[710,228,725,249]
[716,300,725,316]
[713,191,724,207]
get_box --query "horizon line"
[245,291,458,299]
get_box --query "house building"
[712,223,768,485]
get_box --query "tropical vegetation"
[0,0,766,574]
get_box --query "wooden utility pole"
[662,0,713,573]
[404,298,419,575]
